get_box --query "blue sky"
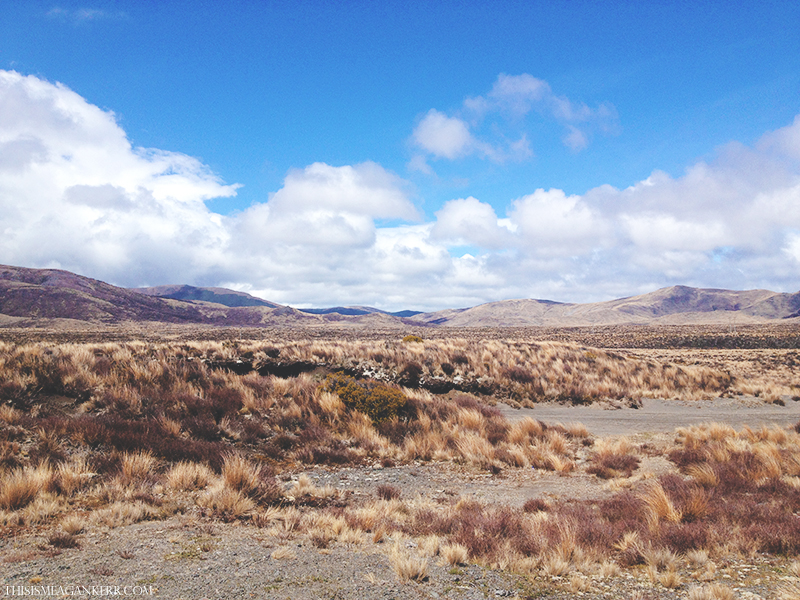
[1,1,799,310]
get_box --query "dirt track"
[497,396,800,436]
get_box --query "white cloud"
[234,161,418,251]
[508,188,607,254]
[46,8,127,23]
[412,73,619,165]
[485,73,550,114]
[784,232,800,263]
[563,126,588,151]
[412,109,473,159]
[406,154,434,175]
[621,214,728,252]
[2,70,800,311]
[0,70,237,286]
[431,197,511,248]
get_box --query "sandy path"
[496,396,800,437]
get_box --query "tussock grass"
[166,461,214,491]
[689,583,734,600]
[389,542,429,583]
[91,501,156,528]
[1,335,799,591]
[588,436,640,479]
[0,463,53,510]
[440,543,469,566]
[118,451,156,486]
[639,480,682,529]
[60,514,85,535]
[196,485,255,522]
[270,546,296,560]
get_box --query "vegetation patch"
[322,372,407,424]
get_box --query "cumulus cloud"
[431,197,511,248]
[236,161,417,250]
[509,189,607,254]
[412,110,474,159]
[419,116,800,302]
[411,73,618,166]
[2,70,800,310]
[0,70,237,285]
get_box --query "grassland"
[1,325,800,598]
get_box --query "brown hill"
[133,285,282,309]
[0,265,321,327]
[408,286,800,327]
[2,265,799,328]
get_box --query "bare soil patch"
[498,396,800,436]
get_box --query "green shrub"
[322,373,406,424]
[402,335,423,343]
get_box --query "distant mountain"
[0,264,203,324]
[408,285,800,327]
[2,264,799,328]
[298,306,422,318]
[0,265,319,327]
[133,285,281,308]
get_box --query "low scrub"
[322,373,406,424]
[3,337,800,589]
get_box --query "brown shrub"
[377,485,401,500]
[587,454,640,479]
[47,531,80,549]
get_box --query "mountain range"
[1,264,799,329]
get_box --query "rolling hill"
[407,286,800,327]
[1,264,799,328]
[0,265,318,327]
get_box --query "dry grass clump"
[440,543,469,566]
[91,501,157,528]
[270,546,297,560]
[60,514,85,535]
[166,461,214,491]
[47,530,80,548]
[377,484,401,500]
[389,542,429,583]
[688,583,734,600]
[287,474,341,507]
[587,436,640,479]
[0,463,53,510]
[196,485,256,522]
[639,480,682,529]
[118,451,156,486]
[658,567,682,588]
[221,453,263,496]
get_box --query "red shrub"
[377,485,401,500]
[523,498,549,513]
[587,454,640,479]
[659,522,709,553]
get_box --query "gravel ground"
[1,492,792,600]
[4,399,800,599]
[497,396,800,436]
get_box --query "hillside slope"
[133,285,282,308]
[3,265,799,328]
[409,286,800,327]
[0,265,321,326]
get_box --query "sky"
[1,1,799,311]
